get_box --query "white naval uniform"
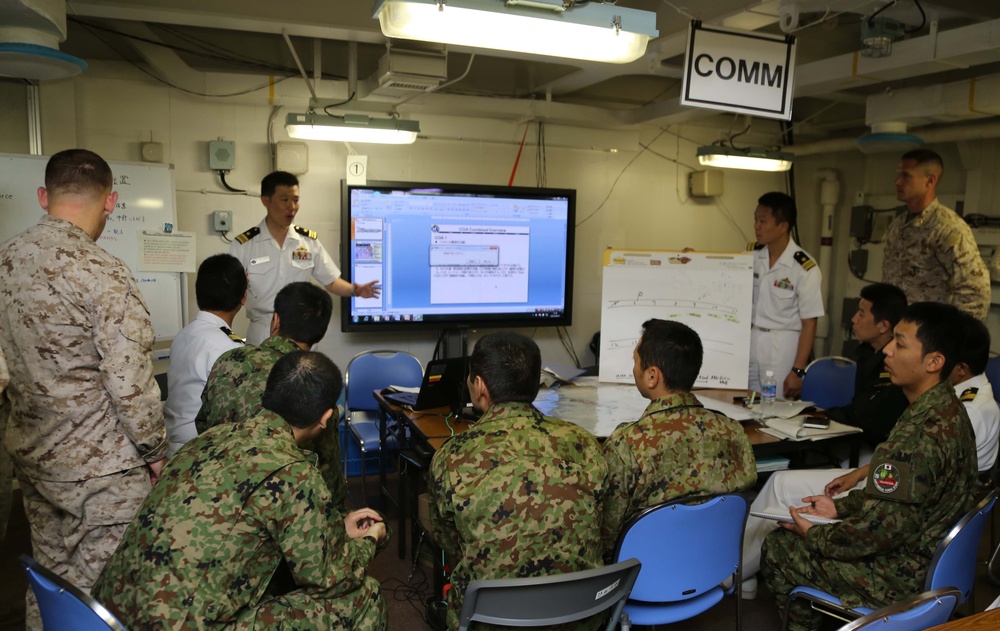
[229,220,340,345]
[749,238,824,399]
[163,311,244,455]
[741,373,999,580]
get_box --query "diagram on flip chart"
[599,249,754,388]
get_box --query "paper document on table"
[751,507,841,525]
[753,400,815,419]
[759,416,863,441]
[694,393,756,421]
[540,362,587,387]
[387,385,420,394]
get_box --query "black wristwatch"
[791,367,806,378]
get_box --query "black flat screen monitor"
[341,180,575,332]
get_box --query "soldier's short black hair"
[860,283,907,329]
[261,171,299,198]
[45,149,113,198]
[957,311,990,376]
[900,302,964,382]
[901,149,944,176]
[469,331,540,404]
[195,254,247,312]
[262,351,342,429]
[273,282,333,346]
[757,191,797,230]
[636,319,703,392]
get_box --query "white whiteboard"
[599,249,754,389]
[0,153,183,339]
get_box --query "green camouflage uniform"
[882,199,991,319]
[428,401,608,631]
[196,335,347,511]
[760,381,978,631]
[93,411,385,631]
[600,392,757,554]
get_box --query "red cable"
[507,125,529,186]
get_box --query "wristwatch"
[351,283,358,297]
[791,367,806,378]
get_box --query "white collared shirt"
[751,238,825,331]
[954,373,1000,472]
[163,311,244,454]
[229,219,340,344]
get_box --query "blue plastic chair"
[456,558,642,631]
[344,350,422,504]
[835,588,962,631]
[781,489,999,630]
[985,356,1000,402]
[801,356,857,409]
[613,494,749,630]
[19,555,127,631]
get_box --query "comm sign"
[681,22,796,121]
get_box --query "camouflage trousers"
[249,575,386,630]
[760,529,905,631]
[18,465,151,631]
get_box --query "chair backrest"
[836,587,962,631]
[925,488,999,601]
[985,356,1000,402]
[613,494,749,603]
[456,558,641,631]
[802,356,857,410]
[344,350,423,414]
[19,555,127,631]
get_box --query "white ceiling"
[31,0,1000,144]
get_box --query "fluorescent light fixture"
[697,146,794,172]
[373,0,658,64]
[285,112,420,144]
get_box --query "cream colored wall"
[2,62,790,371]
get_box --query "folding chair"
[782,489,999,630]
[613,494,750,631]
[835,588,962,631]
[801,356,857,410]
[456,558,641,631]
[19,555,127,631]
[344,349,422,504]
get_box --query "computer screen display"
[341,180,575,332]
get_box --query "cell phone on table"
[803,416,830,430]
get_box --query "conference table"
[926,607,1000,631]
[373,379,861,561]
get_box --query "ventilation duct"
[0,0,86,80]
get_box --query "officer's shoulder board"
[960,387,979,402]
[220,326,245,344]
[294,225,318,240]
[234,226,260,244]
[793,250,817,271]
[746,241,765,251]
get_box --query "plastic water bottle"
[760,370,777,416]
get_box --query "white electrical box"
[209,140,236,171]
[690,170,724,197]
[213,210,232,233]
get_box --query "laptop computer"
[383,357,468,411]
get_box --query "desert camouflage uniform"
[760,381,977,631]
[882,199,991,319]
[0,215,167,629]
[600,392,757,553]
[197,335,347,511]
[93,411,385,631]
[428,401,608,631]
[0,347,10,540]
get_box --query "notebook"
[383,357,468,411]
[750,507,841,525]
